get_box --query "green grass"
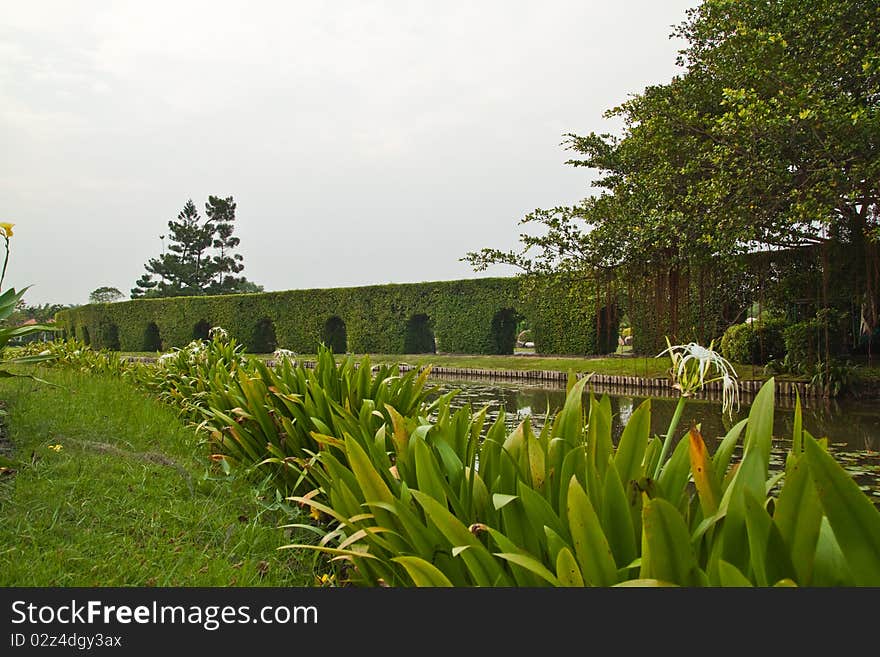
[0,368,318,586]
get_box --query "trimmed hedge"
[56,276,613,356]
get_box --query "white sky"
[1,0,701,306]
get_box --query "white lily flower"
[657,338,739,417]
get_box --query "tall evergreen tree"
[131,196,260,298]
[205,195,245,294]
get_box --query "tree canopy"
[131,196,263,298]
[89,286,124,304]
[465,0,879,336]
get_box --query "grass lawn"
[0,368,318,586]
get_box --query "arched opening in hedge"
[490,308,520,355]
[81,326,90,345]
[404,313,436,353]
[322,316,347,354]
[193,319,210,341]
[143,322,163,352]
[100,323,121,351]
[250,317,277,354]
[596,304,620,355]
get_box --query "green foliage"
[57,276,610,356]
[131,196,261,299]
[0,224,59,382]
[783,311,847,369]
[285,377,880,587]
[199,345,442,495]
[42,333,880,586]
[88,286,124,304]
[721,318,787,365]
[464,0,880,355]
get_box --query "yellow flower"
[48,444,63,452]
[0,222,13,238]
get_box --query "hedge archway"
[143,322,163,352]
[322,316,347,354]
[404,314,435,354]
[100,323,120,351]
[490,308,519,355]
[193,319,210,341]
[250,318,277,353]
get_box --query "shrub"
[783,310,847,369]
[720,318,787,364]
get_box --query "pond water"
[427,375,880,504]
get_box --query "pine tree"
[130,196,260,298]
[205,195,245,294]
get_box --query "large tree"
[131,196,261,298]
[465,0,879,341]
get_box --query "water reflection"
[427,375,880,503]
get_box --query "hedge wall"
[56,276,612,356]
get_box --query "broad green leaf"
[613,579,677,587]
[392,556,454,587]
[640,496,704,587]
[656,436,691,507]
[567,476,618,586]
[717,560,753,587]
[411,490,510,587]
[742,377,775,474]
[493,493,518,510]
[614,398,651,486]
[412,436,447,506]
[588,394,613,483]
[773,454,821,585]
[601,462,637,569]
[744,488,794,587]
[804,434,880,586]
[714,448,766,577]
[518,480,566,540]
[526,431,546,490]
[484,526,543,586]
[811,516,853,586]
[494,553,560,586]
[555,547,585,587]
[555,376,590,446]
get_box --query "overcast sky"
[2,0,701,306]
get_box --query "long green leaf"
[614,399,651,486]
[555,547,584,587]
[742,377,775,475]
[717,560,753,587]
[391,556,454,587]
[773,454,822,585]
[601,462,637,569]
[804,434,880,586]
[566,476,617,586]
[640,496,704,587]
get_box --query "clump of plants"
[283,344,880,587]
[199,344,447,495]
